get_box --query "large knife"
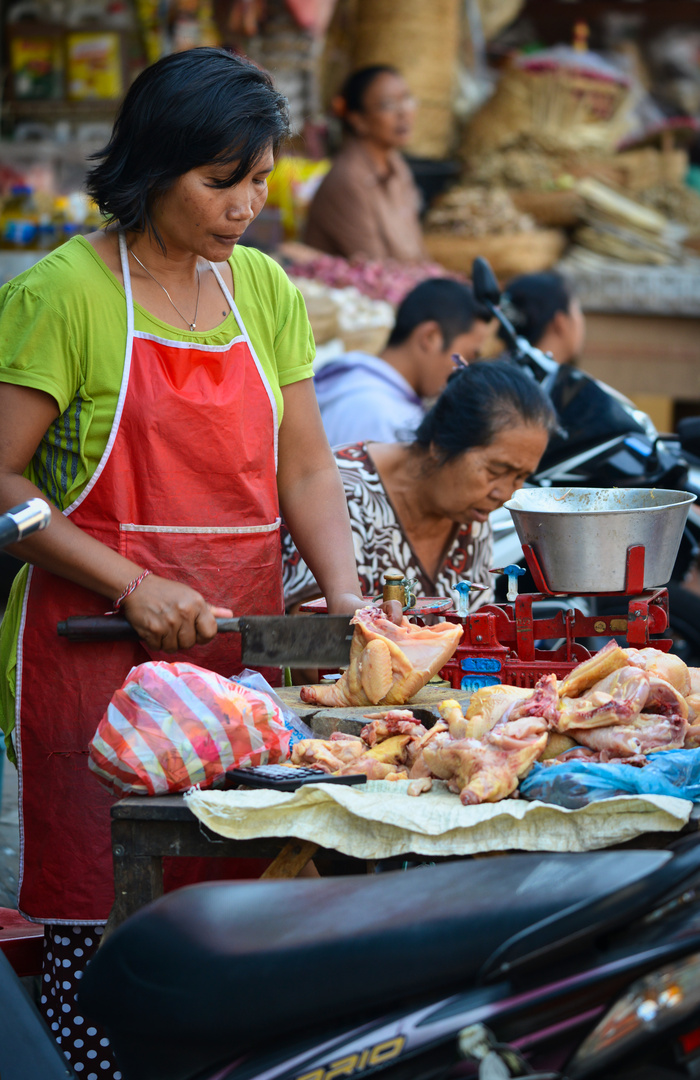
[56,614,354,667]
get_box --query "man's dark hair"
[86,47,289,247]
[387,278,490,349]
[498,271,575,348]
[414,359,557,463]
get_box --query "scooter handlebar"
[0,498,52,551]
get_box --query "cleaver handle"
[57,615,242,642]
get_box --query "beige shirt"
[303,138,426,262]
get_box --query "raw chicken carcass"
[568,711,688,757]
[422,716,547,804]
[556,666,651,732]
[300,607,462,707]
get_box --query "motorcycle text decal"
[294,1036,406,1080]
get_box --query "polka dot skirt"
[38,924,122,1079]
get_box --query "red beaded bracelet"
[113,569,152,612]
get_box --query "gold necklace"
[128,248,201,331]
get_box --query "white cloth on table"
[184,780,692,859]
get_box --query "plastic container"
[504,487,696,593]
[1,186,38,250]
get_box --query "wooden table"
[109,794,349,930]
[109,791,700,935]
[107,686,472,932]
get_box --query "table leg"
[109,820,164,929]
[260,839,319,878]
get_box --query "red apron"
[16,233,284,922]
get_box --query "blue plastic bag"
[231,669,313,749]
[520,748,700,809]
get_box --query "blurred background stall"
[1,0,699,427]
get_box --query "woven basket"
[341,325,390,355]
[423,228,568,281]
[462,65,631,159]
[352,0,460,159]
[511,189,584,227]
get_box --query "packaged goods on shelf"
[66,31,123,100]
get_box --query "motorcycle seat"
[80,846,691,1080]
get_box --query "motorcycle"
[6,836,700,1080]
[470,257,700,664]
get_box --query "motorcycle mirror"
[472,257,501,307]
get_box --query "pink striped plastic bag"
[88,660,291,796]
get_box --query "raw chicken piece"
[556,667,650,732]
[364,734,413,764]
[465,685,532,726]
[408,723,451,778]
[337,758,408,780]
[408,777,433,796]
[437,699,474,739]
[360,713,427,745]
[625,648,691,696]
[508,674,560,726]
[568,712,688,757]
[542,747,647,767]
[437,684,545,741]
[300,607,462,707]
[422,716,548,804]
[645,676,688,720]
[290,736,410,780]
[540,733,577,760]
[684,707,700,748]
[557,640,628,699]
[687,669,700,742]
[291,738,365,772]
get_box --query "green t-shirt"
[0,235,315,756]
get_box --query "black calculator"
[226,764,367,791]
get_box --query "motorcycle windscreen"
[540,364,646,469]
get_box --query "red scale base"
[440,544,672,692]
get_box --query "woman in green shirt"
[0,47,396,1077]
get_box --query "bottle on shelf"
[0,185,38,250]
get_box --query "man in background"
[314,278,492,446]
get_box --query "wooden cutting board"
[275,683,472,738]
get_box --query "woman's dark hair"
[338,64,400,133]
[86,47,289,246]
[497,272,575,347]
[414,359,557,464]
[387,278,490,348]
